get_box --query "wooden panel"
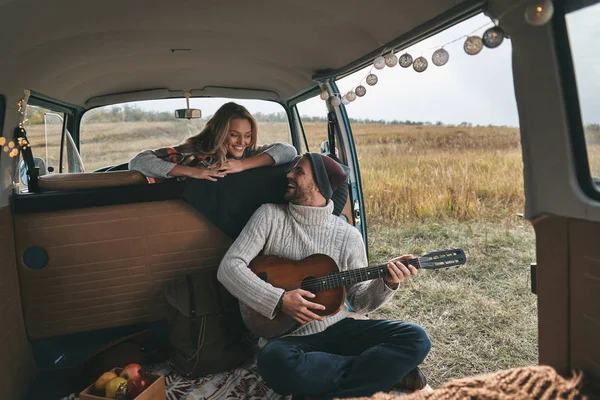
[532,215,570,373]
[0,206,36,400]
[569,219,600,388]
[15,200,232,339]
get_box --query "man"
[217,153,431,399]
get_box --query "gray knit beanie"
[304,153,347,200]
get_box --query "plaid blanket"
[63,358,288,400]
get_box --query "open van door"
[494,0,600,393]
[287,83,368,244]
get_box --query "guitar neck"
[303,257,421,293]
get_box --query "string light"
[464,36,484,55]
[413,57,428,72]
[525,0,554,26]
[373,56,386,70]
[482,26,505,48]
[318,1,538,106]
[366,74,378,86]
[355,85,366,97]
[432,48,450,66]
[384,52,398,67]
[1,90,32,160]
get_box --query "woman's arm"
[128,150,177,178]
[254,142,298,165]
[129,149,225,181]
[221,142,298,174]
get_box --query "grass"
[367,221,537,388]
[21,119,538,388]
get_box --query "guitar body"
[240,254,345,338]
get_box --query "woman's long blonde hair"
[185,102,258,168]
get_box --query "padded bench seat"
[38,171,148,192]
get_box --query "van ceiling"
[0,0,475,106]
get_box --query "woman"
[129,102,297,182]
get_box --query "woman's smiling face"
[225,118,252,158]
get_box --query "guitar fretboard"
[301,258,420,293]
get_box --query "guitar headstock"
[419,248,466,270]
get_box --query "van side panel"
[14,200,231,339]
[570,219,600,387]
[0,206,36,399]
[533,215,570,373]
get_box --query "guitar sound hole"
[300,276,317,291]
[257,272,268,282]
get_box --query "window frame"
[553,0,600,200]
[27,92,81,174]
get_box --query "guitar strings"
[271,259,422,291]
[268,256,462,291]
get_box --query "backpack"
[164,268,252,377]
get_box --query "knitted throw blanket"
[351,366,588,400]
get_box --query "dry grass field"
[23,119,537,387]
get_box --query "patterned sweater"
[128,142,297,180]
[217,201,397,339]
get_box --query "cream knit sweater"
[217,200,397,338]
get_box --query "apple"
[93,371,118,394]
[119,363,142,381]
[105,377,128,399]
[127,375,150,399]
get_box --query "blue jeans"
[257,318,431,399]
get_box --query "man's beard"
[284,184,315,205]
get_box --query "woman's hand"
[184,166,226,182]
[219,159,245,174]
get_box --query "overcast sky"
[135,7,599,128]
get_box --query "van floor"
[23,322,168,400]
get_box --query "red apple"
[127,375,150,399]
[119,363,142,381]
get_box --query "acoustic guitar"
[240,248,466,338]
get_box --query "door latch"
[353,200,361,225]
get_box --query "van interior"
[1,0,599,399]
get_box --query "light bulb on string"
[413,57,428,73]
[0,137,5,146]
[366,74,378,86]
[355,85,366,97]
[482,26,505,48]
[320,90,329,100]
[330,96,341,106]
[464,36,484,55]
[346,91,357,102]
[399,53,413,68]
[373,56,386,70]
[525,0,554,26]
[432,48,449,66]
[341,95,350,105]
[384,52,398,67]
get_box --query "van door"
[499,0,600,392]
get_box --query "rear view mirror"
[175,109,202,119]
[175,92,202,119]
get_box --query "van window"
[564,2,600,185]
[80,98,292,172]
[295,98,328,153]
[23,105,65,174]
